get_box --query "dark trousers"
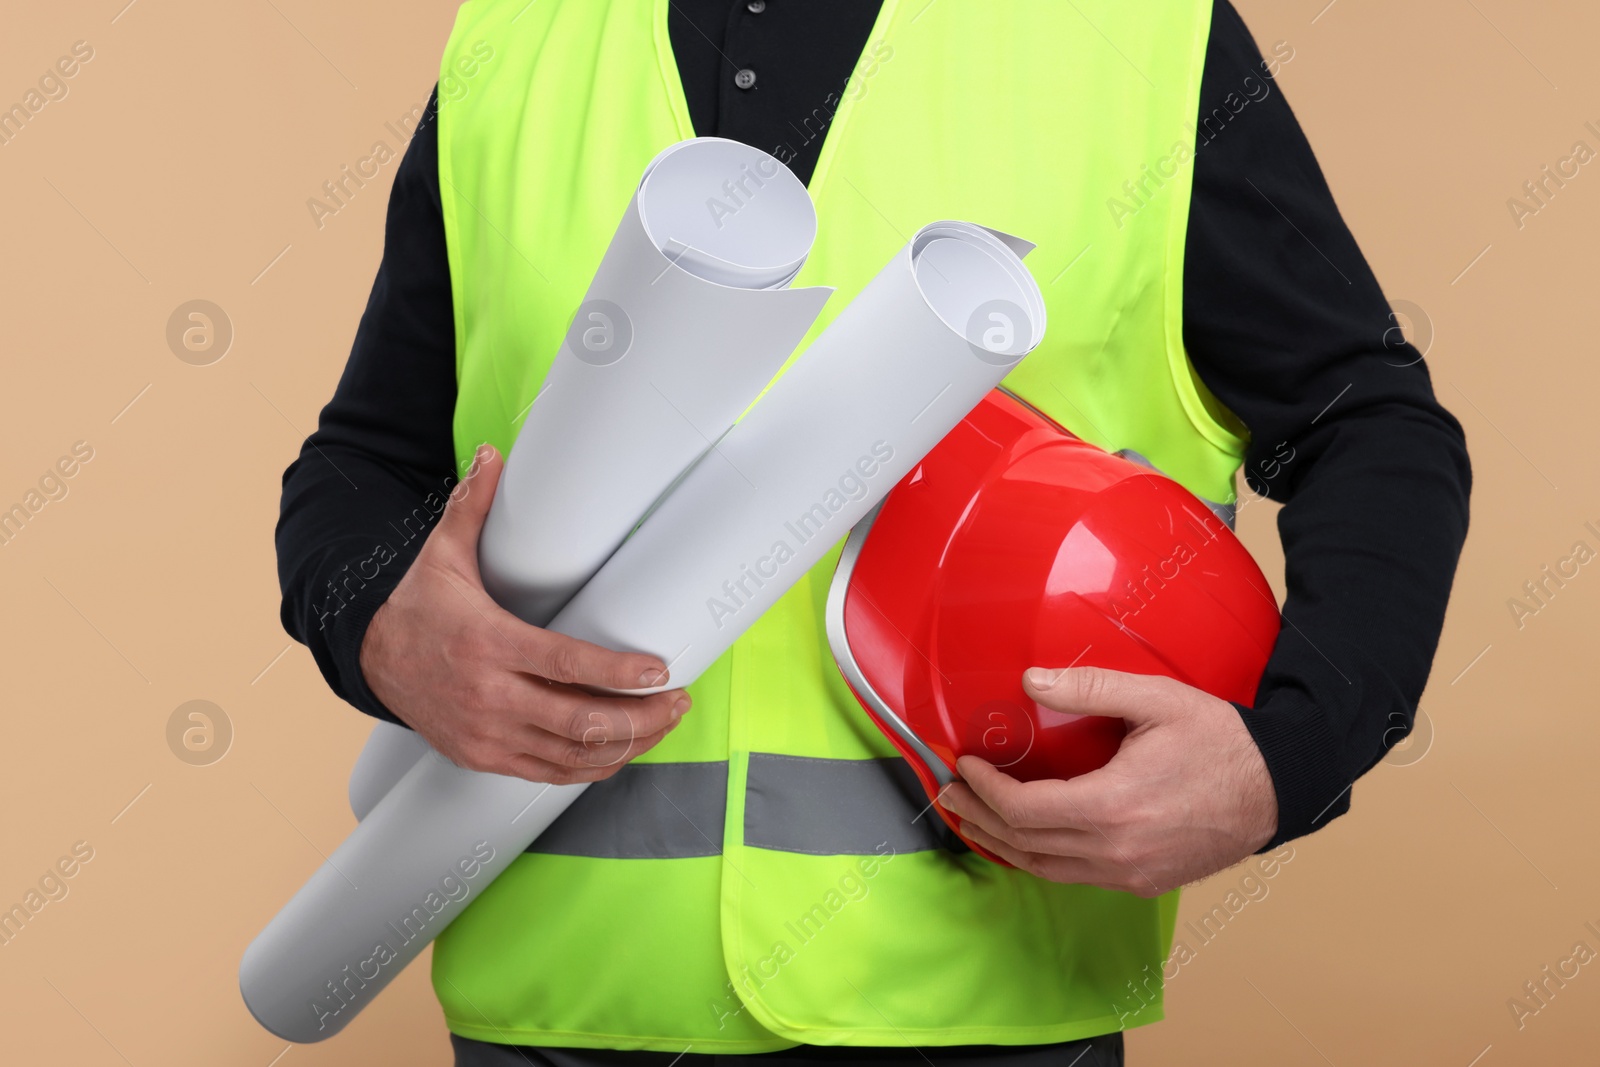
[452,1034,1124,1067]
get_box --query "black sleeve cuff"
[1235,694,1353,849]
[326,572,409,727]
[280,553,412,728]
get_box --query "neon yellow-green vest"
[432,0,1245,1052]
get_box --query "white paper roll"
[244,748,585,1042]
[349,138,831,821]
[241,222,1044,1043]
[347,724,430,822]
[550,221,1045,679]
[479,137,831,625]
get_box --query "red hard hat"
[826,389,1281,864]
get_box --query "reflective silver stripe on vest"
[744,753,965,856]
[527,761,729,859]
[525,755,964,859]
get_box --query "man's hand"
[940,666,1278,896]
[359,444,691,785]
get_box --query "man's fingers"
[516,717,679,772]
[446,699,682,781]
[486,680,688,749]
[953,755,1105,831]
[957,822,1102,886]
[508,625,673,691]
[498,753,623,787]
[572,724,679,770]
[1023,665,1185,726]
[459,688,686,779]
[944,776,1094,854]
[956,820,1035,867]
[533,688,689,747]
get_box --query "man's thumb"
[1022,665,1176,726]
[438,443,504,540]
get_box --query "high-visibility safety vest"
[433,0,1244,1052]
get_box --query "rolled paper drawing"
[549,222,1048,687]
[347,724,430,822]
[480,136,829,624]
[240,220,1045,1043]
[349,137,832,820]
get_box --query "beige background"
[1,1,1595,1063]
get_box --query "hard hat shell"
[826,389,1280,863]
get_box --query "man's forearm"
[1237,397,1471,845]
[1183,2,1472,844]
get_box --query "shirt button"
[734,68,758,90]
[747,0,767,12]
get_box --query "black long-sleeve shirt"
[276,0,1470,854]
